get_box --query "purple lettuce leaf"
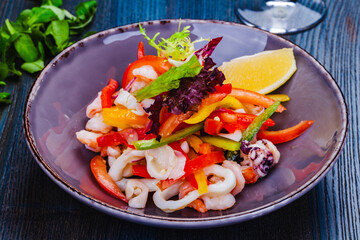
[164,57,225,114]
[144,95,163,139]
[195,37,223,61]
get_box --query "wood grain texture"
[0,0,359,239]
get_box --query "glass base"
[235,0,327,34]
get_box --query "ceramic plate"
[23,19,348,228]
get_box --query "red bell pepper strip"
[204,118,224,135]
[186,174,198,189]
[137,41,145,59]
[236,113,275,126]
[208,111,274,133]
[101,78,119,108]
[257,120,314,144]
[214,83,232,94]
[183,151,225,177]
[157,151,225,191]
[90,155,128,203]
[97,132,126,147]
[122,55,172,89]
[132,165,153,178]
[210,111,275,126]
[230,88,286,113]
[135,128,157,140]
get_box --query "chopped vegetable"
[101,78,118,108]
[90,155,128,203]
[132,165,153,178]
[134,55,202,101]
[133,122,204,150]
[184,95,243,124]
[195,37,223,62]
[102,106,149,129]
[121,55,172,89]
[186,135,203,153]
[204,119,224,135]
[266,94,290,102]
[143,95,163,137]
[194,170,209,194]
[230,88,286,112]
[164,57,225,114]
[96,132,125,147]
[241,101,280,142]
[257,120,314,144]
[183,151,225,175]
[137,41,145,59]
[200,135,241,151]
[158,112,191,137]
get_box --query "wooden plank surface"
[0,0,359,239]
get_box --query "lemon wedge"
[219,48,297,94]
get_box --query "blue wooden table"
[0,0,359,239]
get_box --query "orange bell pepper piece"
[230,88,286,112]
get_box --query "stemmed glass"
[235,0,326,34]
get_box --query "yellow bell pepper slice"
[266,94,290,102]
[102,106,149,129]
[184,96,244,124]
[194,169,208,195]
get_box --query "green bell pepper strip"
[241,101,280,142]
[200,135,241,151]
[133,122,204,150]
[223,101,280,159]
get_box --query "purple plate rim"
[23,19,348,228]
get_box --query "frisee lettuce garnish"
[139,23,206,61]
[134,55,202,101]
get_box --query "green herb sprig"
[0,0,97,104]
[139,22,207,61]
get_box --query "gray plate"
[23,19,348,228]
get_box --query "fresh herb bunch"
[0,0,97,104]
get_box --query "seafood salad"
[76,25,314,213]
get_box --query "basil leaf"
[8,63,22,76]
[0,81,6,86]
[26,7,59,26]
[44,20,69,55]
[0,62,9,81]
[41,0,63,7]
[38,41,45,60]
[21,59,44,73]
[41,5,65,20]
[134,55,203,101]
[16,9,32,25]
[81,30,96,39]
[68,1,97,32]
[0,92,11,104]
[15,34,39,62]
